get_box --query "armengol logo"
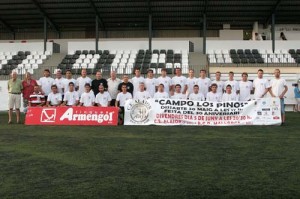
[128,100,151,123]
[59,108,114,123]
[40,108,56,122]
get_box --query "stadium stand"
[56,49,189,76]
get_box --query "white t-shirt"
[239,81,253,101]
[270,78,287,97]
[38,76,55,96]
[53,77,65,94]
[47,92,62,105]
[188,92,205,101]
[198,77,212,97]
[116,92,132,107]
[224,80,240,94]
[145,78,157,97]
[253,78,270,99]
[156,76,172,94]
[206,92,222,102]
[64,91,79,106]
[95,91,112,107]
[211,80,225,94]
[171,92,187,99]
[222,93,239,101]
[76,76,92,96]
[153,92,169,99]
[172,76,187,93]
[130,76,145,96]
[134,91,151,100]
[186,77,198,95]
[80,91,95,107]
[107,78,122,99]
[62,78,76,94]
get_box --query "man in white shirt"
[222,85,239,101]
[156,68,172,94]
[171,84,186,99]
[63,82,79,106]
[107,71,122,106]
[239,72,253,101]
[46,85,62,107]
[53,69,65,94]
[185,69,198,96]
[95,85,112,107]
[145,69,156,97]
[211,71,225,95]
[76,69,92,97]
[134,82,151,100]
[269,69,288,124]
[197,69,211,98]
[154,84,169,99]
[224,71,240,95]
[79,84,95,107]
[253,69,270,99]
[116,83,133,125]
[172,68,187,93]
[62,69,76,95]
[206,83,222,102]
[38,69,54,100]
[188,85,205,101]
[130,68,145,97]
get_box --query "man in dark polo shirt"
[117,75,134,95]
[91,71,108,96]
[7,71,23,124]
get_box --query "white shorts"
[8,93,21,109]
[296,98,300,104]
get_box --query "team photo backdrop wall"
[124,98,282,126]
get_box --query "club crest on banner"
[126,100,152,124]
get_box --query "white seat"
[182,63,189,69]
[0,55,5,60]
[174,63,181,68]
[158,59,165,63]
[215,49,222,54]
[22,59,29,64]
[34,55,40,59]
[159,54,166,59]
[27,55,33,59]
[43,50,52,56]
[267,58,273,63]
[6,55,12,60]
[83,58,90,64]
[210,58,217,63]
[273,58,280,63]
[31,51,37,55]
[182,54,188,59]
[166,63,173,68]
[119,63,126,68]
[86,54,93,59]
[128,58,135,64]
[130,54,136,58]
[259,49,266,54]
[224,58,232,63]
[222,49,229,54]
[122,54,129,59]
[152,54,159,58]
[36,59,43,64]
[115,54,122,59]
[40,55,47,60]
[131,50,138,54]
[111,63,118,69]
[17,64,23,68]
[182,68,189,74]
[73,63,80,68]
[94,54,100,59]
[81,63,87,68]
[124,50,131,54]
[91,58,98,64]
[79,54,86,59]
[110,50,117,54]
[174,49,181,54]
[121,58,127,63]
[88,63,95,68]
[216,54,223,58]
[32,64,38,69]
[25,64,31,69]
[281,49,288,54]
[29,59,36,64]
[4,52,11,56]
[37,51,44,55]
[116,50,123,54]
[151,58,158,63]
[266,49,273,54]
[216,58,224,63]
[76,59,83,64]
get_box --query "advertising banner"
[124,98,281,126]
[25,106,118,126]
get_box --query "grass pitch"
[0,112,300,198]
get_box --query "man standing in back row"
[253,69,270,99]
[269,69,288,125]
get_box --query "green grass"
[0,112,300,199]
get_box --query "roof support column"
[148,13,152,52]
[96,15,99,52]
[271,13,275,53]
[202,13,207,54]
[43,17,47,53]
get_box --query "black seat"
[96,50,102,55]
[153,49,159,54]
[138,49,145,55]
[17,51,25,56]
[289,49,296,54]
[167,50,174,55]
[144,54,152,59]
[25,51,31,56]
[89,50,96,55]
[244,49,251,54]
[237,49,244,54]
[72,54,79,59]
[150,63,157,68]
[82,50,89,55]
[229,49,237,54]
[257,58,264,63]
[254,54,261,59]
[230,54,239,59]
[103,50,110,55]
[232,58,240,64]
[252,49,259,54]
[160,49,166,54]
[296,49,300,54]
[241,58,248,64]
[75,50,81,55]
[158,63,166,68]
[246,54,254,59]
[239,54,246,59]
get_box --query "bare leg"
[282,114,285,123]
[8,109,13,123]
[16,109,20,123]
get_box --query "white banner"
[124,98,282,126]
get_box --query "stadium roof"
[0,0,299,33]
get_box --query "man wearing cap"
[7,71,23,124]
